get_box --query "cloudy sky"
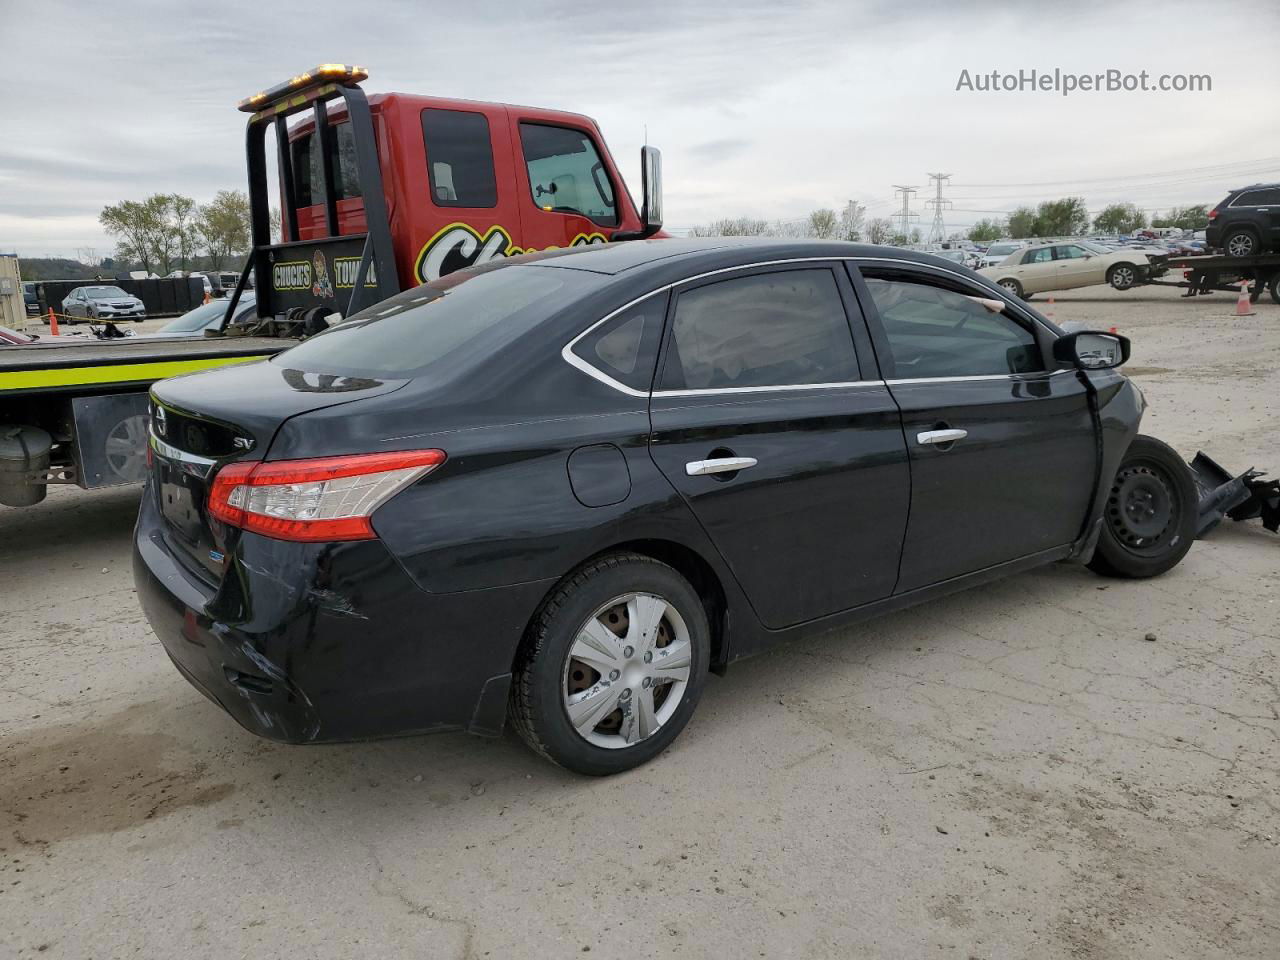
[3,0,1278,257]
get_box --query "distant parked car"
[980,240,1165,297]
[1205,182,1280,257]
[60,285,146,322]
[150,293,257,337]
[935,249,983,270]
[22,282,39,317]
[980,241,1027,268]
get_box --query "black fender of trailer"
[70,392,151,489]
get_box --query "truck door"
[509,117,627,251]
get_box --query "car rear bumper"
[132,485,553,743]
[1205,224,1223,247]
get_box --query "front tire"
[1088,435,1196,579]
[1107,263,1137,290]
[511,553,710,775]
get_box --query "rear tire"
[1088,435,1196,579]
[1268,272,1280,305]
[511,553,710,775]
[1222,228,1258,258]
[997,278,1023,299]
[1107,263,1137,290]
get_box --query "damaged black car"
[133,239,1197,775]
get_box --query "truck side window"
[291,123,363,207]
[518,123,617,227]
[421,109,498,208]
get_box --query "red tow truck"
[0,64,663,508]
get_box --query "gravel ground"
[1,284,1277,959]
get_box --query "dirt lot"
[2,285,1277,959]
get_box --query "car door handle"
[916,429,968,446]
[685,457,758,477]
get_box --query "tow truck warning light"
[237,64,368,112]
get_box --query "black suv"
[1206,183,1280,257]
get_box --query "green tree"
[196,190,251,270]
[1007,206,1038,239]
[1035,197,1090,237]
[1092,203,1147,235]
[99,198,163,275]
[967,218,1005,242]
[1151,204,1210,230]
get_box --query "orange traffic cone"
[47,307,60,336]
[1109,326,1118,334]
[203,291,211,305]
[1044,296,1055,319]
[1236,281,1255,317]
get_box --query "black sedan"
[133,239,1195,775]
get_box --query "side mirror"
[1053,331,1130,370]
[639,145,663,237]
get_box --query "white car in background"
[979,240,1027,267]
[979,240,1167,298]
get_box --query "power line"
[953,156,1280,189]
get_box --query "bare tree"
[689,216,772,237]
[867,217,894,244]
[808,208,839,239]
[838,201,866,241]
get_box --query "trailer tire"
[1222,228,1259,258]
[1088,435,1196,580]
[1107,263,1137,290]
[1269,272,1280,305]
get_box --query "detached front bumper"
[132,486,552,743]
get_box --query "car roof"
[518,236,980,279]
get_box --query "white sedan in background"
[979,240,1166,298]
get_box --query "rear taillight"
[208,450,446,542]
[1208,209,1218,220]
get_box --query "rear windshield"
[158,296,255,333]
[275,263,599,380]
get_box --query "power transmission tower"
[925,173,952,244]
[892,185,918,244]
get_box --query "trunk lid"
[148,357,407,581]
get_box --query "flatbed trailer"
[0,337,289,504]
[1138,252,1280,303]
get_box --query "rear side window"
[862,274,1043,379]
[1022,248,1053,264]
[659,269,859,391]
[277,264,599,380]
[1234,188,1280,206]
[519,123,617,226]
[291,122,362,207]
[570,293,669,392]
[421,109,498,208]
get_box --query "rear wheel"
[1223,228,1258,258]
[511,553,710,775]
[1107,263,1137,290]
[1268,272,1280,305]
[997,278,1023,299]
[1088,435,1196,579]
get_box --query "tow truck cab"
[236,65,663,328]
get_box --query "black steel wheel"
[1088,435,1196,579]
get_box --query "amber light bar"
[237,64,369,112]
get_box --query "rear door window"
[659,268,860,391]
[421,109,498,208]
[1022,248,1053,264]
[519,123,617,226]
[1234,188,1280,206]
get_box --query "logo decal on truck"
[414,222,608,284]
[311,250,334,300]
[273,259,312,291]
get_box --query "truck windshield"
[275,263,599,380]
